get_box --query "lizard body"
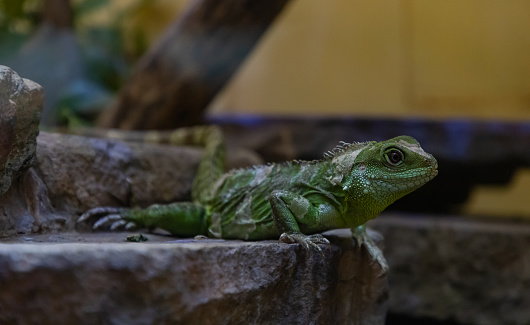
[79,126,438,254]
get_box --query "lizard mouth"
[431,169,438,178]
[430,162,439,179]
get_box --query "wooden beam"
[98,0,291,130]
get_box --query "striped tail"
[186,126,226,203]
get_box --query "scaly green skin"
[79,126,438,254]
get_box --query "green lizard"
[78,126,438,261]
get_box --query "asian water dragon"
[78,126,438,263]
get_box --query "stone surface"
[36,132,203,215]
[0,229,388,325]
[0,65,43,195]
[370,214,530,325]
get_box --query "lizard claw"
[78,207,135,231]
[109,219,128,231]
[93,214,122,229]
[125,221,137,231]
[78,207,124,223]
[279,233,331,256]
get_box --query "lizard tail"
[189,126,226,203]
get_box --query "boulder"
[0,66,44,236]
[0,65,43,195]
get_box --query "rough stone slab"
[370,214,530,325]
[36,132,203,214]
[0,229,388,325]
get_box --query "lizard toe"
[125,222,137,231]
[308,234,330,245]
[279,233,329,256]
[110,220,127,231]
[279,232,297,244]
[78,207,124,223]
[93,214,123,230]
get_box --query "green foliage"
[0,0,157,127]
[0,0,40,61]
[0,0,39,26]
[73,0,109,16]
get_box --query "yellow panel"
[463,169,530,218]
[209,0,530,121]
[210,0,406,116]
[410,0,530,119]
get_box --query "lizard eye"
[384,149,404,166]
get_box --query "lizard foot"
[352,227,389,274]
[279,233,331,256]
[77,207,137,231]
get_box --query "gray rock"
[35,132,203,216]
[0,66,44,237]
[370,214,530,325]
[0,229,388,325]
[0,65,43,195]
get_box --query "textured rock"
[0,229,388,325]
[36,132,203,215]
[0,66,44,237]
[0,65,43,195]
[370,214,530,325]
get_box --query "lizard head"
[336,135,438,223]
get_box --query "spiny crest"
[226,158,316,176]
[267,159,320,167]
[323,141,374,159]
[225,140,373,176]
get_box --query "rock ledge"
[0,230,388,325]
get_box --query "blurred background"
[2,0,527,218]
[211,0,530,121]
[1,1,529,324]
[2,0,528,121]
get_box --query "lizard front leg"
[270,190,330,254]
[78,202,208,237]
[352,224,389,273]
